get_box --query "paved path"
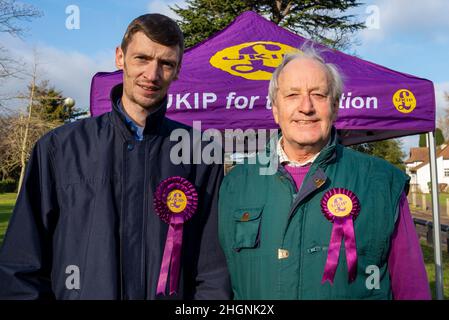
[411,209,449,226]
[410,208,449,253]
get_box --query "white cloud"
[359,0,449,44]
[0,34,116,114]
[147,0,187,20]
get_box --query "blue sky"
[24,0,150,54]
[2,0,449,153]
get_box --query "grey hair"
[268,45,344,108]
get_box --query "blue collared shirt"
[117,99,144,141]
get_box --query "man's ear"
[272,102,280,125]
[331,101,339,122]
[115,46,124,70]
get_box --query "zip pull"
[307,246,328,254]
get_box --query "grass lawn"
[408,192,449,209]
[420,239,449,299]
[422,192,449,206]
[0,192,448,299]
[0,193,15,245]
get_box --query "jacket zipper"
[298,205,306,299]
[119,141,127,299]
[141,139,149,298]
[276,168,296,299]
[279,165,326,299]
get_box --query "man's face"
[115,31,181,110]
[272,58,337,152]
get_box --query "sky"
[1,0,449,154]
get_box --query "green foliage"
[0,192,16,245]
[436,128,445,146]
[0,178,16,193]
[350,139,406,171]
[31,80,87,123]
[171,0,365,49]
[419,129,445,147]
[171,0,250,48]
[420,240,449,299]
[419,134,427,147]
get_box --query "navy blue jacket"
[0,84,231,300]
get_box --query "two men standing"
[0,13,430,300]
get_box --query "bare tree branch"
[0,0,42,37]
[438,92,449,141]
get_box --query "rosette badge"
[321,188,360,285]
[154,176,198,295]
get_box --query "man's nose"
[143,61,161,82]
[298,94,314,115]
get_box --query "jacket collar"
[261,126,339,170]
[109,83,168,138]
[313,126,338,167]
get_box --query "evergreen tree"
[171,0,365,49]
[351,139,406,171]
[419,133,426,147]
[419,128,444,147]
[437,93,449,140]
[31,80,87,123]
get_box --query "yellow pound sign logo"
[393,89,416,114]
[327,194,353,218]
[166,190,187,213]
[209,41,299,80]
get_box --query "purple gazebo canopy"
[90,11,435,145]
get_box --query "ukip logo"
[209,41,299,80]
[392,89,417,113]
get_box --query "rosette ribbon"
[320,188,360,285]
[154,176,198,295]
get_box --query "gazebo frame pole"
[428,131,444,300]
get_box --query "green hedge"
[0,179,17,194]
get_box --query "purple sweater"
[284,164,431,300]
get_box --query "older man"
[0,14,230,300]
[218,49,430,300]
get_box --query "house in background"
[405,145,449,193]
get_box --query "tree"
[0,51,83,188]
[171,0,365,49]
[0,45,21,79]
[0,52,65,192]
[32,80,87,123]
[0,112,60,182]
[351,139,406,171]
[419,128,445,147]
[16,55,38,193]
[437,92,449,141]
[0,0,42,81]
[0,0,41,36]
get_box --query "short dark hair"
[121,14,184,59]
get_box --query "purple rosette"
[320,188,361,285]
[154,176,198,296]
[154,176,198,223]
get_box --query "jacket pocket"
[233,207,263,251]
